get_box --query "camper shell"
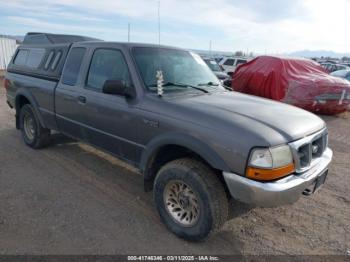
[7,33,100,81]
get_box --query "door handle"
[77,96,86,104]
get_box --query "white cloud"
[1,0,349,53]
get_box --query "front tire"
[19,104,50,149]
[154,158,228,241]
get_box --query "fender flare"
[140,133,230,191]
[15,89,46,129]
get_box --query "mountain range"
[288,50,350,58]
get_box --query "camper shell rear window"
[14,48,45,69]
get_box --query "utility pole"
[158,0,161,45]
[128,23,130,42]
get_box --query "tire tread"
[20,104,51,149]
[155,158,228,240]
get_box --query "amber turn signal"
[246,163,295,181]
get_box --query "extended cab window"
[51,51,62,70]
[44,51,55,70]
[87,49,131,91]
[62,47,86,86]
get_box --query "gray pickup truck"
[4,33,332,241]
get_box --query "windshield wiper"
[148,82,209,93]
[197,81,219,87]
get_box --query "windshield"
[204,59,222,72]
[331,70,348,77]
[133,47,222,92]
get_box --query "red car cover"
[232,56,350,115]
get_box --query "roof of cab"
[74,40,186,51]
[22,32,188,51]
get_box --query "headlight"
[247,145,295,181]
[249,148,273,168]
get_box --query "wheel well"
[144,144,229,195]
[15,95,31,129]
[16,95,30,110]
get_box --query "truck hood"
[176,91,325,142]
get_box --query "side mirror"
[102,79,135,99]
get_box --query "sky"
[0,0,349,54]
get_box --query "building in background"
[0,36,18,71]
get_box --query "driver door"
[78,48,140,164]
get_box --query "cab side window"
[62,47,86,86]
[236,59,247,66]
[87,49,131,91]
[223,59,234,66]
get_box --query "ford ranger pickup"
[4,33,332,241]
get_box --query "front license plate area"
[313,170,328,193]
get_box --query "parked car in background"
[341,62,350,67]
[331,69,350,81]
[203,58,230,82]
[320,62,349,73]
[232,56,350,115]
[5,33,333,241]
[214,57,224,63]
[219,57,249,75]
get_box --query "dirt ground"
[0,83,349,255]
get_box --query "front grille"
[298,144,311,168]
[289,129,328,173]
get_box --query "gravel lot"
[0,83,349,255]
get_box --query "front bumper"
[223,148,333,207]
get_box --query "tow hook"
[302,188,313,196]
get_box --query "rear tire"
[19,104,50,149]
[154,158,228,241]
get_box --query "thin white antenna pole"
[158,1,161,45]
[128,23,130,42]
[209,40,212,57]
